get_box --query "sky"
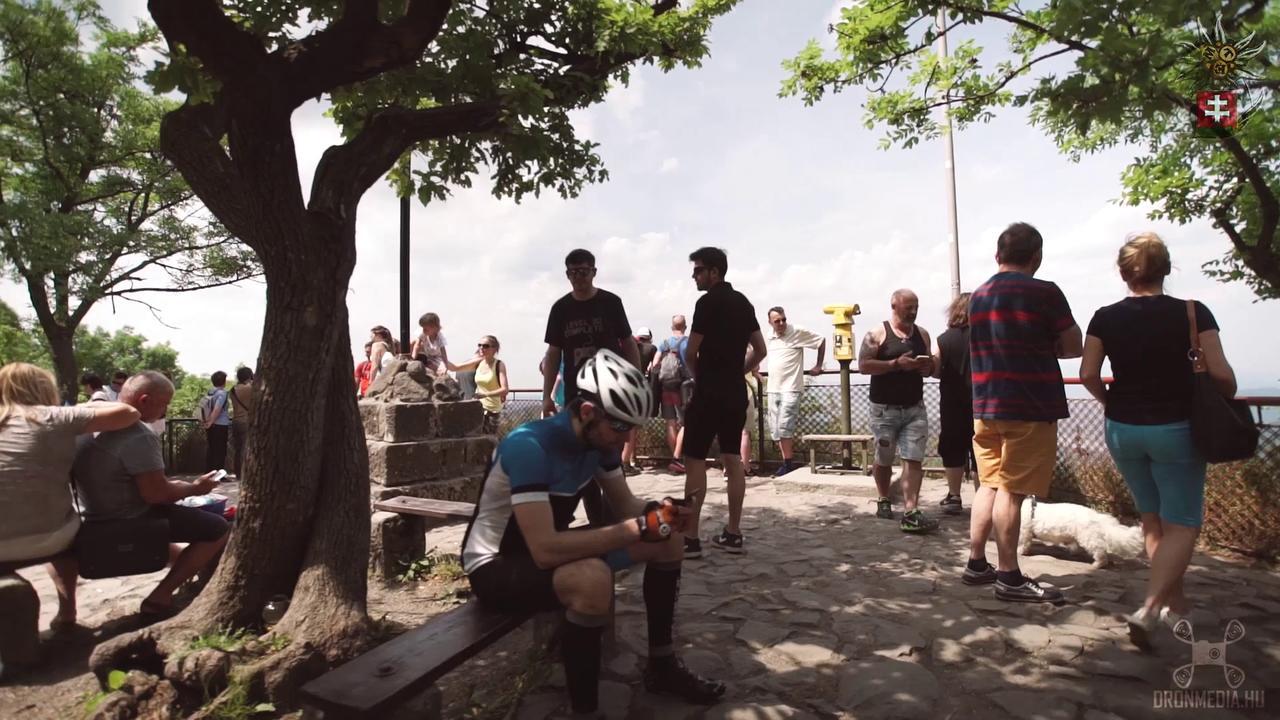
[4,0,1279,394]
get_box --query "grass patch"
[204,677,275,720]
[81,669,127,717]
[397,551,466,583]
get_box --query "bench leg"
[370,512,425,582]
[808,446,817,472]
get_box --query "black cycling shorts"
[682,384,747,459]
[937,409,977,471]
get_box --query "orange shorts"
[973,419,1057,497]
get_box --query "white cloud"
[5,1,1277,399]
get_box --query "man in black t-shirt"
[682,247,767,558]
[542,249,641,418]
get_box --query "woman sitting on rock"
[0,362,139,629]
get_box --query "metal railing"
[499,378,1280,558]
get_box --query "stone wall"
[360,358,494,506]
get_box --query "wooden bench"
[373,496,476,521]
[799,433,874,475]
[300,601,535,719]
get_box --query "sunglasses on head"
[566,267,595,278]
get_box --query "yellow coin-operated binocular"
[822,304,861,362]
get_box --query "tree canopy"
[782,0,1280,299]
[0,0,258,399]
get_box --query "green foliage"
[152,1,741,209]
[0,300,50,367]
[0,0,259,393]
[185,626,254,655]
[397,551,466,583]
[783,0,1280,299]
[81,669,127,716]
[204,675,275,720]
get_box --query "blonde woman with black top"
[1080,232,1238,650]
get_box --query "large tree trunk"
[47,324,78,403]
[91,97,375,685]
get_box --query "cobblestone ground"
[510,468,1279,720]
[8,471,1277,720]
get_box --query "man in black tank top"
[858,289,938,533]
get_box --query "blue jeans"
[1105,419,1207,528]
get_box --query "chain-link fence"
[501,383,1280,558]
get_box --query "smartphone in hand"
[211,469,228,483]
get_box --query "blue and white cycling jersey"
[461,411,623,574]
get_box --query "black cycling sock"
[562,610,606,713]
[643,560,681,657]
[967,557,989,572]
[997,569,1025,586]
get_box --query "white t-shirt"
[766,324,825,393]
[415,331,447,372]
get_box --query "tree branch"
[146,0,268,83]
[281,0,454,107]
[947,3,1094,54]
[158,101,256,243]
[310,100,504,214]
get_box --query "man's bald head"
[890,289,920,325]
[120,371,174,421]
[671,314,687,332]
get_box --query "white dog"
[1019,499,1145,568]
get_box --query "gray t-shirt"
[73,421,165,521]
[0,405,95,562]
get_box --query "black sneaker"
[772,461,797,477]
[710,529,744,553]
[961,561,998,586]
[940,494,963,515]
[875,497,894,519]
[995,578,1065,604]
[683,537,702,559]
[900,509,938,533]
[643,658,726,705]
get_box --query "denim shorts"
[767,391,800,440]
[1105,419,1207,528]
[870,402,928,465]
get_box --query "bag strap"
[229,386,246,411]
[1187,300,1208,374]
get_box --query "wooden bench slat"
[800,434,873,442]
[373,496,476,519]
[300,602,533,717]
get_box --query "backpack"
[198,390,221,422]
[657,337,689,384]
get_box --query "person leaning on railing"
[0,362,140,630]
[1079,232,1238,651]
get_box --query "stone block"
[437,400,484,438]
[368,437,486,487]
[371,474,485,504]
[369,511,425,581]
[0,573,41,672]
[466,436,496,465]
[360,401,441,443]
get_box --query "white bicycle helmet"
[576,348,653,425]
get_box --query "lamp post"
[938,5,962,299]
[399,181,411,356]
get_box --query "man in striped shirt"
[962,222,1082,604]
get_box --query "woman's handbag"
[1186,301,1259,463]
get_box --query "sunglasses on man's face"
[477,343,492,349]
[771,316,787,323]
[606,418,634,433]
[566,267,595,278]
[691,266,709,276]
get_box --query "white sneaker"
[1127,606,1159,651]
[1160,606,1186,628]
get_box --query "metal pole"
[938,5,962,300]
[399,193,411,356]
[756,379,766,467]
[839,359,852,468]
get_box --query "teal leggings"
[1105,419,1206,528]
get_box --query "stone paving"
[508,468,1279,720]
